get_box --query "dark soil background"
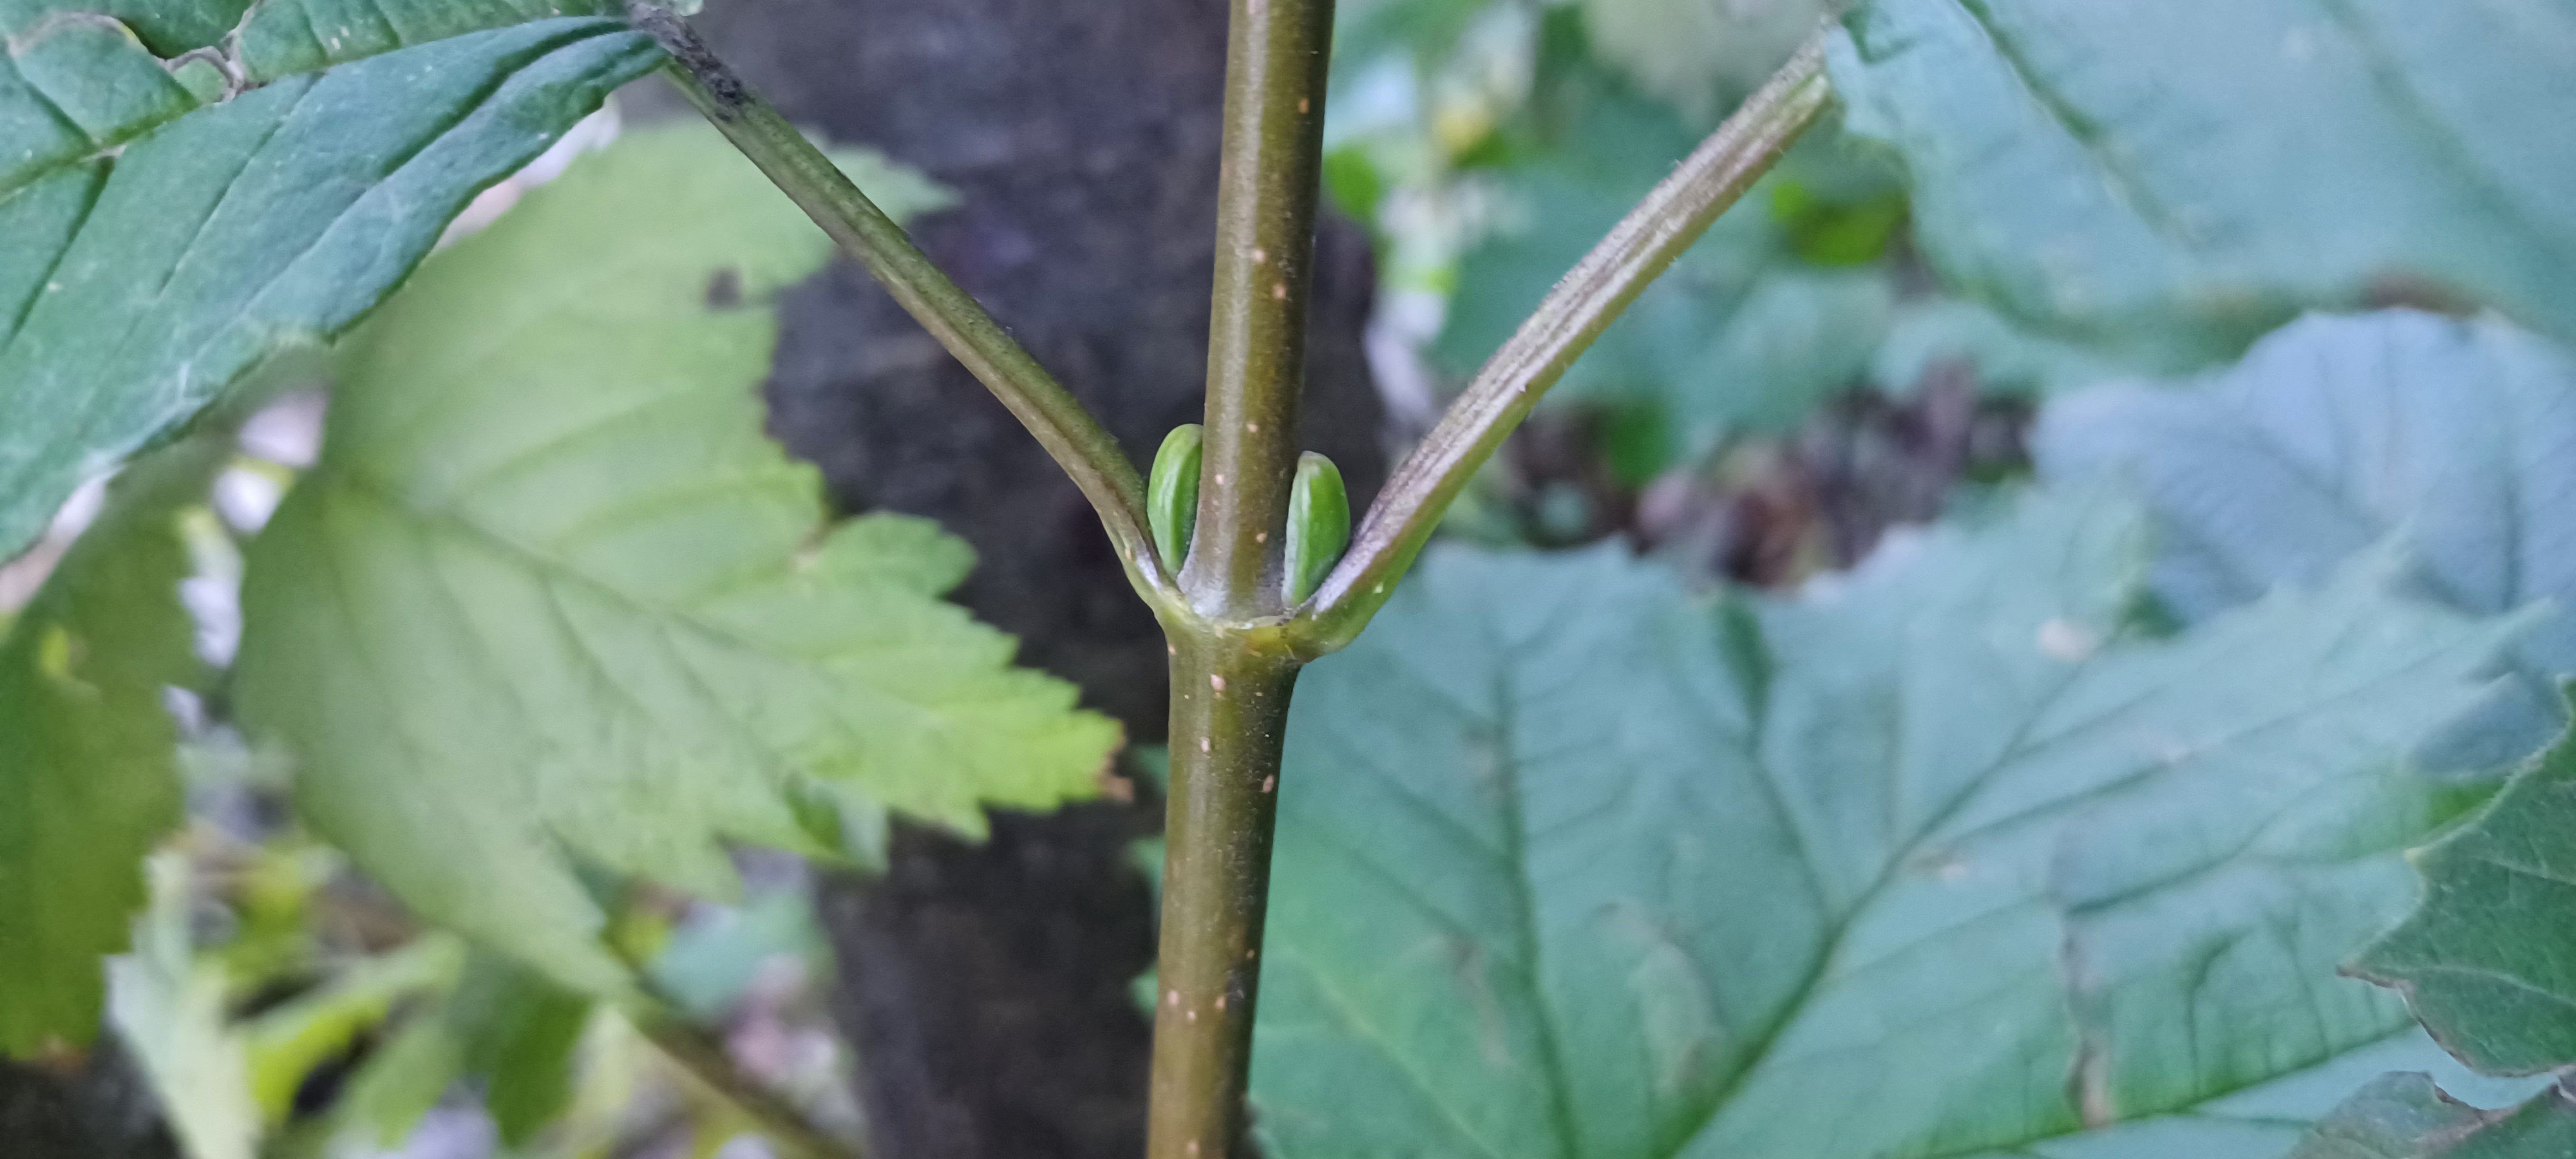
[0,1042,179,1159]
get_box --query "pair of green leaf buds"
[1146,424,1350,606]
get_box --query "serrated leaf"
[1828,0,2576,368]
[1253,487,2527,1158]
[2036,311,2576,774]
[2289,1074,2576,1159]
[233,124,1119,994]
[2349,700,2576,1077]
[0,439,217,1058]
[0,11,660,560]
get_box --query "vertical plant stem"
[1152,634,1300,1159]
[1183,0,1339,616]
[1150,0,1336,1151]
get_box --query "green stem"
[629,1,1170,598]
[1150,633,1301,1159]
[1146,0,1337,1154]
[1182,0,1339,618]
[1291,35,1833,653]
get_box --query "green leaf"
[2336,690,2576,1147]
[229,1,623,79]
[2349,701,2576,1077]
[1435,81,1895,469]
[1870,296,2140,398]
[1253,487,2528,1158]
[303,1013,464,1151]
[455,957,595,1144]
[109,854,259,1159]
[2288,1074,2576,1159]
[1583,0,1830,122]
[1828,0,2576,368]
[2036,311,2576,775]
[294,948,593,1151]
[0,438,217,1058]
[1766,178,1906,269]
[0,12,659,560]
[233,124,1119,994]
[0,2,620,78]
[242,936,464,1126]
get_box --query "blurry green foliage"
[0,444,216,1057]
[1832,0,2576,368]
[2039,311,2576,776]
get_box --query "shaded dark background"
[0,1042,178,1159]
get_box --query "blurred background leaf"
[0,443,220,1058]
[109,856,258,1159]
[1584,0,1828,122]
[1829,0,2576,368]
[2038,311,2576,776]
